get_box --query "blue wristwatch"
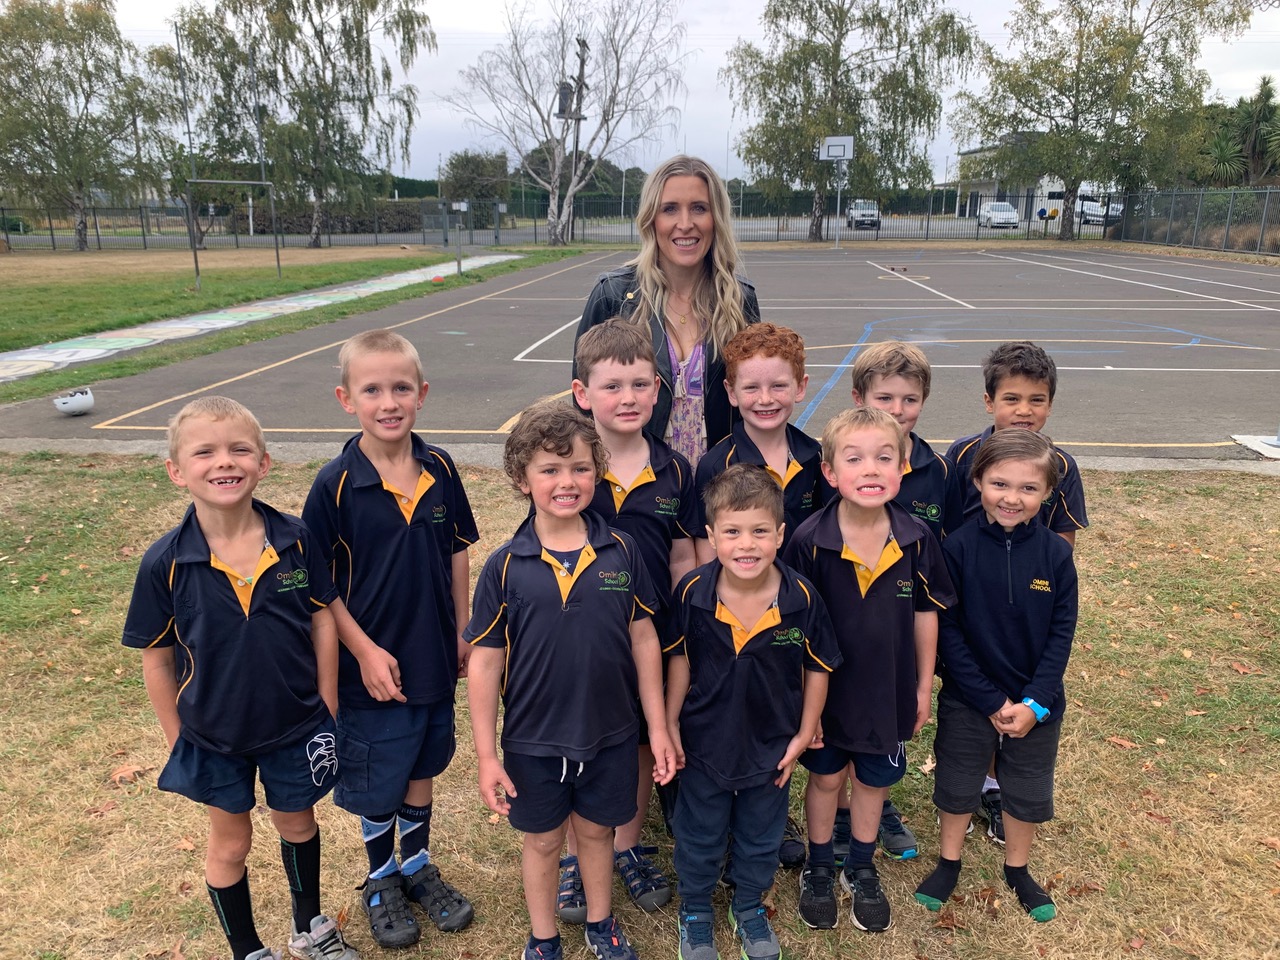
[1021,698,1050,722]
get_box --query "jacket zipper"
[1005,536,1013,604]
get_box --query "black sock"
[846,837,877,871]
[914,856,961,909]
[585,916,615,934]
[808,838,835,868]
[207,870,263,960]
[280,830,322,934]
[398,801,432,876]
[1004,864,1056,920]
[361,812,399,880]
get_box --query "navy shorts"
[504,733,639,834]
[932,692,1060,823]
[799,741,909,788]
[158,713,338,815]
[334,700,456,816]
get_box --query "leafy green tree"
[722,0,975,241]
[955,0,1254,240]
[440,149,509,227]
[1205,129,1248,186]
[0,0,172,250]
[444,0,686,245]
[162,0,435,247]
[1230,75,1280,184]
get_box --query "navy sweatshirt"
[938,514,1078,722]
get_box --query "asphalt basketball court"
[4,246,1280,464]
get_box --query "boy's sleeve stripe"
[467,604,507,645]
[310,597,328,609]
[635,597,656,616]
[804,639,837,672]
[167,559,176,591]
[143,619,176,648]
[918,571,948,610]
[1058,503,1087,530]
[175,632,194,699]
[679,574,701,603]
[334,471,348,507]
[794,578,812,604]
[430,449,455,477]
[500,552,512,591]
[661,634,684,654]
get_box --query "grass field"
[1,452,1276,960]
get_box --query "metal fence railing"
[1115,188,1279,256]
[0,190,1164,251]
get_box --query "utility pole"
[568,37,588,243]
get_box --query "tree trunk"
[808,188,826,242]
[71,185,89,251]
[1058,184,1079,241]
[546,185,568,246]
[308,196,323,248]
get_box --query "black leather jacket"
[573,266,761,447]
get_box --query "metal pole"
[1223,190,1235,250]
[140,205,148,249]
[174,25,197,183]
[47,207,56,251]
[833,163,843,250]
[1,207,9,250]
[1258,188,1273,253]
[185,184,202,291]
[269,184,280,278]
[455,212,462,275]
[92,207,101,250]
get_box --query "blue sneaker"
[524,937,564,960]
[584,916,638,960]
[728,905,780,960]
[678,913,719,960]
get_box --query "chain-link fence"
[2,190,1140,251]
[1114,188,1279,256]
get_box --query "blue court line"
[796,321,880,430]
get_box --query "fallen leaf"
[175,836,196,851]
[933,906,966,930]
[1106,736,1139,749]
[1186,710,1207,717]
[1195,686,1211,695]
[70,607,82,615]
[109,763,150,787]
[1128,936,1145,951]
[1231,661,1262,675]
[336,905,349,930]
[1260,837,1280,852]
[918,754,936,774]
[1145,811,1172,826]
[169,936,185,960]
[177,880,193,896]
[110,749,128,757]
[486,813,501,825]
[85,800,119,819]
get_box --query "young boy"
[303,330,477,949]
[466,402,676,960]
[914,429,1078,923]
[694,323,832,565]
[945,340,1088,843]
[785,407,955,934]
[846,339,964,861]
[565,319,699,917]
[123,397,357,960]
[666,465,839,960]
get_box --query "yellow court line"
[93,255,616,432]
[920,438,1238,449]
[496,389,574,432]
[806,339,1267,352]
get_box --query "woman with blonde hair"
[572,155,760,467]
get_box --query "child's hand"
[988,698,1015,732]
[668,725,686,771]
[649,728,678,786]
[914,686,933,736]
[995,702,1037,738]
[477,756,515,815]
[455,636,472,679]
[774,732,811,788]
[357,645,407,703]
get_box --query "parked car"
[978,201,1019,228]
[1075,196,1123,224]
[846,200,881,230]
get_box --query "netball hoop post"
[820,136,854,249]
[184,178,281,291]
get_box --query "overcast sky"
[115,0,1280,184]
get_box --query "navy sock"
[914,856,961,909]
[847,837,877,871]
[361,812,400,900]
[585,916,616,934]
[528,933,562,956]
[207,870,263,960]
[808,838,835,868]
[280,830,322,934]
[398,802,432,876]
[1004,864,1056,921]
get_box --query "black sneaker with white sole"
[840,865,892,932]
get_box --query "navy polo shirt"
[785,499,956,754]
[939,515,1078,723]
[666,559,841,791]
[947,427,1089,535]
[897,433,964,541]
[589,434,697,601]
[694,422,834,550]
[464,509,660,762]
[122,501,338,756]
[303,433,478,708]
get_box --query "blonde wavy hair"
[629,155,749,357]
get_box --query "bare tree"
[444,0,686,245]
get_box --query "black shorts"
[504,733,640,834]
[932,691,1060,823]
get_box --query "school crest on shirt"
[653,496,680,518]
[896,578,914,599]
[911,499,942,522]
[597,570,632,592]
[771,627,804,647]
[276,568,310,592]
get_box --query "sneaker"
[246,950,283,960]
[840,865,893,933]
[797,863,838,929]
[289,915,359,960]
[936,812,975,835]
[832,809,852,866]
[614,845,672,911]
[877,802,918,861]
[556,855,588,924]
[729,904,781,960]
[524,939,564,960]
[361,873,421,948]
[778,817,806,869]
[980,789,1006,846]
[678,913,720,960]
[584,916,639,960]
[403,861,474,932]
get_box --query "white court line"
[1029,252,1280,300]
[864,259,975,307]
[522,360,1280,371]
[514,317,580,361]
[1092,251,1280,278]
[748,304,1264,311]
[982,251,1279,312]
